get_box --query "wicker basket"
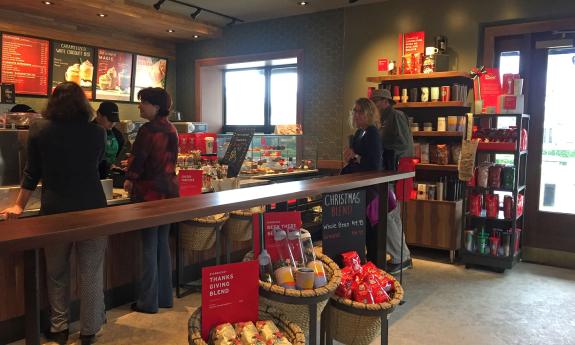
[244,250,341,337]
[180,214,229,251]
[329,271,404,345]
[188,303,306,345]
[223,207,264,242]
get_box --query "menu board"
[221,128,255,178]
[1,34,49,96]
[95,48,133,101]
[132,54,167,101]
[51,41,94,99]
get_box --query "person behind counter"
[124,87,179,314]
[93,101,124,179]
[1,82,108,345]
[9,103,36,113]
[370,88,413,274]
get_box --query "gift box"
[498,95,524,114]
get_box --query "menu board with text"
[51,41,94,99]
[95,48,133,101]
[1,34,49,96]
[132,54,167,102]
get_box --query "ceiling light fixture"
[227,18,238,27]
[97,13,107,17]
[41,1,54,5]
[167,29,175,33]
[190,8,202,20]
[153,0,166,11]
[193,35,199,39]
[298,1,309,6]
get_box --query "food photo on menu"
[132,54,167,101]
[51,41,94,98]
[95,49,133,101]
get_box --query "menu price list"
[1,34,50,96]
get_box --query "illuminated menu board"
[1,34,50,96]
[51,41,95,99]
[95,48,133,102]
[132,54,167,102]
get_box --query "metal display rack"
[461,113,530,272]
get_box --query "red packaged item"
[468,193,482,217]
[488,165,502,188]
[520,128,528,151]
[335,267,355,299]
[361,262,380,276]
[516,194,524,218]
[341,251,362,274]
[353,282,375,304]
[503,195,514,219]
[377,276,395,294]
[466,167,477,187]
[485,194,500,218]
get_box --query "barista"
[94,102,124,179]
[10,104,36,113]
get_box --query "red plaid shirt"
[126,117,179,202]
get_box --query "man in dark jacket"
[370,88,413,274]
[94,101,124,179]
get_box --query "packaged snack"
[477,163,491,188]
[256,321,280,341]
[266,334,293,345]
[468,193,482,217]
[235,322,258,345]
[336,267,355,299]
[436,144,449,165]
[353,282,375,304]
[212,323,237,343]
[485,194,500,218]
[488,165,502,188]
[341,251,362,274]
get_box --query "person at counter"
[0,82,108,345]
[342,97,383,263]
[9,103,36,113]
[370,88,413,273]
[124,87,179,314]
[93,101,124,179]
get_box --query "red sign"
[474,68,501,111]
[201,261,259,340]
[503,95,517,110]
[377,58,388,72]
[178,169,203,196]
[1,34,49,96]
[253,211,302,262]
[403,31,425,55]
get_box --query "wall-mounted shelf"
[416,163,458,172]
[412,131,463,137]
[366,71,470,82]
[394,101,468,108]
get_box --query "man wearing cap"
[94,101,124,179]
[370,88,413,274]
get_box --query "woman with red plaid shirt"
[124,87,179,313]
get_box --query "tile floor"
[11,258,575,345]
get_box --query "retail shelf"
[461,250,520,270]
[466,210,523,222]
[466,185,526,193]
[366,71,471,82]
[395,101,468,108]
[477,148,528,155]
[412,131,463,137]
[472,113,530,119]
[416,163,458,171]
[411,198,462,204]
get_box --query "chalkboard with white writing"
[221,128,255,178]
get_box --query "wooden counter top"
[0,171,413,254]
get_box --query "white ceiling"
[130,0,388,27]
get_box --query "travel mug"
[441,85,451,101]
[464,230,475,252]
[420,87,429,102]
[410,88,418,102]
[430,87,440,101]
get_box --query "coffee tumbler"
[430,87,440,101]
[420,87,430,102]
[441,86,451,102]
[410,88,418,102]
[464,230,475,252]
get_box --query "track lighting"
[153,0,166,11]
[190,8,202,19]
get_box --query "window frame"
[223,62,299,133]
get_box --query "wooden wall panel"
[405,200,462,250]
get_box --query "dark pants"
[136,224,173,312]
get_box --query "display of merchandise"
[258,249,274,284]
[210,321,293,345]
[300,229,327,288]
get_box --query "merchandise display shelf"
[462,250,521,271]
[473,113,530,119]
[467,185,526,193]
[412,131,463,137]
[477,148,527,155]
[416,163,458,171]
[366,71,470,82]
[466,210,523,222]
[395,101,467,108]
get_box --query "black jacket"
[21,119,107,215]
[342,125,383,174]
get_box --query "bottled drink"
[300,229,327,288]
[258,249,274,284]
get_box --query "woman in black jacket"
[1,82,107,345]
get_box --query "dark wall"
[176,10,346,160]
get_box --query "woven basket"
[329,271,404,345]
[223,207,264,242]
[188,303,306,345]
[244,250,341,337]
[180,214,229,251]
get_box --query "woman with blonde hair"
[343,97,382,172]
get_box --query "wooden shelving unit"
[416,163,458,171]
[394,101,468,108]
[412,131,463,137]
[366,71,470,83]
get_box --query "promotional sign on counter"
[51,41,95,98]
[95,49,133,101]
[178,169,203,196]
[201,261,259,340]
[221,128,255,178]
[253,211,302,261]
[1,34,49,96]
[474,67,501,112]
[322,190,366,265]
[132,54,167,102]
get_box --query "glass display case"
[216,134,318,178]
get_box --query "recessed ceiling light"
[298,1,309,6]
[41,1,54,4]
[97,13,107,17]
[167,29,175,33]
[193,35,199,39]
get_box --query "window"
[224,58,298,132]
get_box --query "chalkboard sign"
[322,190,366,265]
[221,129,255,178]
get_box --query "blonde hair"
[349,97,380,129]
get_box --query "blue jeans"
[136,224,173,312]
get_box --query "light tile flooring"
[12,259,575,345]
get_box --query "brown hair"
[137,87,172,117]
[349,97,380,129]
[44,82,93,122]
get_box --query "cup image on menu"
[205,136,214,154]
[430,87,440,101]
[441,85,451,101]
[420,87,430,102]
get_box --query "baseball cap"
[370,88,395,104]
[97,101,120,122]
